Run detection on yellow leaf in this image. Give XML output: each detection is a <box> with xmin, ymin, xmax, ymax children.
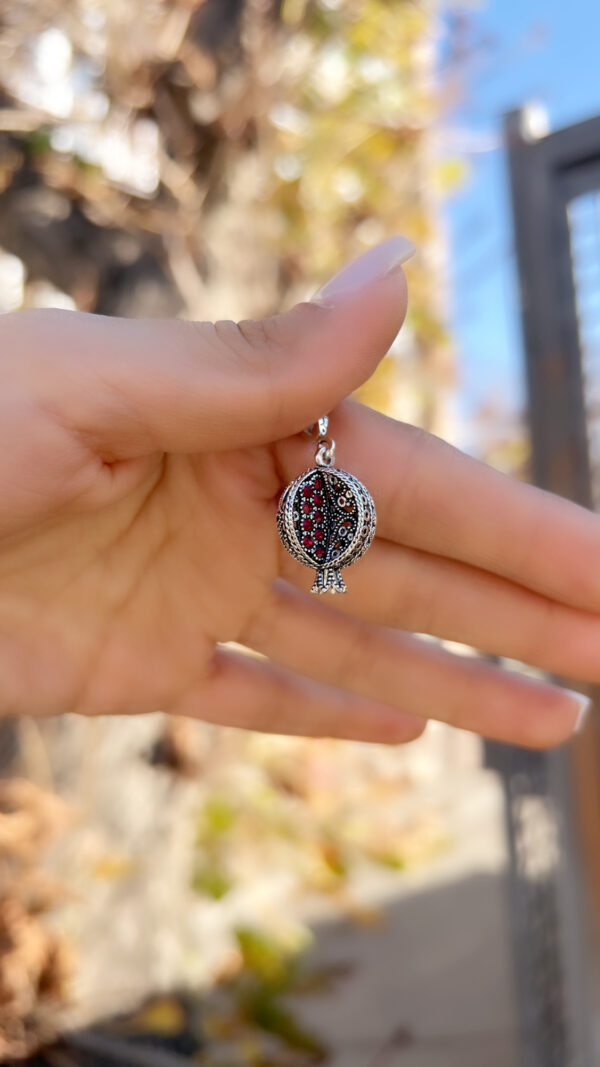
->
<box><xmin>89</xmin><ymin>854</ymin><xmax>134</xmax><ymax>881</ymax></box>
<box><xmin>131</xmin><ymin>996</ymin><xmax>186</xmax><ymax>1035</ymax></box>
<box><xmin>432</xmin><ymin>158</ymin><xmax>470</xmax><ymax>193</ymax></box>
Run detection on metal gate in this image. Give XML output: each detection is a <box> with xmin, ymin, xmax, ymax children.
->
<box><xmin>490</xmin><ymin>105</ymin><xmax>600</xmax><ymax>1067</ymax></box>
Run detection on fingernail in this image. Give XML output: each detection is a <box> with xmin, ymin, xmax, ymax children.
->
<box><xmin>564</xmin><ymin>688</ymin><xmax>592</xmax><ymax>732</ymax></box>
<box><xmin>312</xmin><ymin>236</ymin><xmax>415</xmax><ymax>306</ymax></box>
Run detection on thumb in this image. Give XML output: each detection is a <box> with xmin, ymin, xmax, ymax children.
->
<box><xmin>11</xmin><ymin>237</ymin><xmax>413</xmax><ymax>458</ymax></box>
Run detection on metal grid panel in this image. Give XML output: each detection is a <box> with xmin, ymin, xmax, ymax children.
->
<box><xmin>569</xmin><ymin>192</ymin><xmax>600</xmax><ymax>510</ymax></box>
<box><xmin>500</xmin><ymin>108</ymin><xmax>600</xmax><ymax>1067</ymax></box>
<box><xmin>497</xmin><ymin>746</ymin><xmax>570</xmax><ymax>1067</ymax></box>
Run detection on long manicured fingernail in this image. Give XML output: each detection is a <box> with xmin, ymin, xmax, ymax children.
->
<box><xmin>312</xmin><ymin>236</ymin><xmax>415</xmax><ymax>306</ymax></box>
<box><xmin>564</xmin><ymin>689</ymin><xmax>592</xmax><ymax>732</ymax></box>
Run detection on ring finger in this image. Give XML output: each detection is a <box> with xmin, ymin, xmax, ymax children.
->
<box><xmin>241</xmin><ymin>581</ymin><xmax>587</xmax><ymax>747</ymax></box>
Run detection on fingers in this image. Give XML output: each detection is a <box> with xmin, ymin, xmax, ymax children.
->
<box><xmin>169</xmin><ymin>646</ymin><xmax>426</xmax><ymax>744</ymax></box>
<box><xmin>242</xmin><ymin>582</ymin><xmax>587</xmax><ymax>748</ymax></box>
<box><xmin>3</xmin><ymin>245</ymin><xmax>409</xmax><ymax>459</ymax></box>
<box><xmin>281</xmin><ymin>537</ymin><xmax>600</xmax><ymax>684</ymax></box>
<box><xmin>276</xmin><ymin>400</ymin><xmax>600</xmax><ymax>614</ymax></box>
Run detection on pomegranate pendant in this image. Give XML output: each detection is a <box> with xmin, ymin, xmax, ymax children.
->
<box><xmin>277</xmin><ymin>417</ymin><xmax>377</xmax><ymax>594</ymax></box>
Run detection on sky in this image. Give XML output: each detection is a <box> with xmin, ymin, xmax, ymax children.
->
<box><xmin>444</xmin><ymin>0</ymin><xmax>600</xmax><ymax>438</ymax></box>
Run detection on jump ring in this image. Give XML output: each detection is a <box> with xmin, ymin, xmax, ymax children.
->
<box><xmin>315</xmin><ymin>437</ymin><xmax>335</xmax><ymax>466</ymax></box>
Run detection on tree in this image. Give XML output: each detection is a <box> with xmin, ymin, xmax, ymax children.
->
<box><xmin>0</xmin><ymin>1</ymin><xmax>453</xmax><ymax>1053</ymax></box>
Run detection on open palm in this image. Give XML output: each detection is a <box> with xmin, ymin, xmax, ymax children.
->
<box><xmin>0</xmin><ymin>240</ymin><xmax>596</xmax><ymax>747</ymax></box>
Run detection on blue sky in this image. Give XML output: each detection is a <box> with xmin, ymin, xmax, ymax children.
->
<box><xmin>444</xmin><ymin>0</ymin><xmax>600</xmax><ymax>432</ymax></box>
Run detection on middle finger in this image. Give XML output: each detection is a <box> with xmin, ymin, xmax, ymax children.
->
<box><xmin>280</xmin><ymin>535</ymin><xmax>600</xmax><ymax>685</ymax></box>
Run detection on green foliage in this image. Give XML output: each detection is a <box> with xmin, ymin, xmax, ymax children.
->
<box><xmin>192</xmin><ymin>863</ymin><xmax>233</xmax><ymax>900</ymax></box>
<box><xmin>24</xmin><ymin>130</ymin><xmax>53</xmax><ymax>158</ymax></box>
<box><xmin>202</xmin><ymin>796</ymin><xmax>238</xmax><ymax>839</ymax></box>
<box><xmin>233</xmin><ymin>926</ymin><xmax>327</xmax><ymax>1060</ymax></box>
<box><xmin>238</xmin><ymin>986</ymin><xmax>326</xmax><ymax>1059</ymax></box>
<box><xmin>235</xmin><ymin>927</ymin><xmax>298</xmax><ymax>985</ymax></box>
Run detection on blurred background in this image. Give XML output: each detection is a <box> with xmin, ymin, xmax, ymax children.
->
<box><xmin>1</xmin><ymin>1</ymin><xmax>600</xmax><ymax>1065</ymax></box>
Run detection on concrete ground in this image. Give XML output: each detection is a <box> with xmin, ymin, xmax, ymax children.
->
<box><xmin>30</xmin><ymin>714</ymin><xmax>520</xmax><ymax>1064</ymax></box>
<box><xmin>294</xmin><ymin>770</ymin><xmax>520</xmax><ymax>1067</ymax></box>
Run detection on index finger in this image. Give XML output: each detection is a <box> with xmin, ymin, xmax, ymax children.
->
<box><xmin>276</xmin><ymin>400</ymin><xmax>600</xmax><ymax>614</ymax></box>
<box><xmin>2</xmin><ymin>267</ymin><xmax>406</xmax><ymax>459</ymax></box>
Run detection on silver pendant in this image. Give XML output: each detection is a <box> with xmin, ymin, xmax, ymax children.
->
<box><xmin>277</xmin><ymin>416</ymin><xmax>377</xmax><ymax>594</ymax></box>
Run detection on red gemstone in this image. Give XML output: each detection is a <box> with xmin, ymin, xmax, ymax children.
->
<box><xmin>313</xmin><ymin>511</ymin><xmax>324</xmax><ymax>523</ymax></box>
<box><xmin>314</xmin><ymin>476</ymin><xmax>323</xmax><ymax>489</ymax></box>
<box><xmin>302</xmin><ymin>486</ymin><xmax>313</xmax><ymax>497</ymax></box>
<box><xmin>302</xmin><ymin>503</ymin><xmax>311</xmax><ymax>513</ymax></box>
<box><xmin>314</xmin><ymin>528</ymin><xmax>324</xmax><ymax>540</ymax></box>
<box><xmin>302</xmin><ymin>536</ymin><xmax>314</xmax><ymax>547</ymax></box>
<box><xmin>315</xmin><ymin>546</ymin><xmax>325</xmax><ymax>558</ymax></box>
<box><xmin>313</xmin><ymin>493</ymin><xmax>323</xmax><ymax>505</ymax></box>
<box><xmin>302</xmin><ymin>518</ymin><xmax>313</xmax><ymax>530</ymax></box>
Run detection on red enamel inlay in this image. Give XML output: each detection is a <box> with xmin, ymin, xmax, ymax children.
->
<box><xmin>303</xmin><ymin>536</ymin><xmax>314</xmax><ymax>547</ymax></box>
<box><xmin>302</xmin><ymin>518</ymin><xmax>313</xmax><ymax>531</ymax></box>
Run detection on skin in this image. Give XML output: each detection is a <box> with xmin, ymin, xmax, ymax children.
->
<box><xmin>0</xmin><ymin>266</ymin><xmax>596</xmax><ymax>748</ymax></box>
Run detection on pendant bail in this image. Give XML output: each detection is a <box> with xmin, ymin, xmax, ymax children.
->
<box><xmin>304</xmin><ymin>415</ymin><xmax>329</xmax><ymax>438</ymax></box>
<box><xmin>305</xmin><ymin>414</ymin><xmax>334</xmax><ymax>465</ymax></box>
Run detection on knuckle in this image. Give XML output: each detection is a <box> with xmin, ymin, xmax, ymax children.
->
<box><xmin>235</xmin><ymin>317</ymin><xmax>273</xmax><ymax>351</ymax></box>
<box><xmin>385</xmin><ymin>425</ymin><xmax>434</xmax><ymax>528</ymax></box>
<box><xmin>237</xmin><ymin>585</ymin><xmax>281</xmax><ymax>651</ymax></box>
<box><xmin>212</xmin><ymin>318</ymin><xmax>252</xmax><ymax>362</ymax></box>
<box><xmin>385</xmin><ymin>547</ymin><xmax>439</xmax><ymax>634</ymax></box>
<box><xmin>210</xmin><ymin>316</ymin><xmax>281</xmax><ymax>365</ymax></box>
<box><xmin>209</xmin><ymin>320</ymin><xmax>283</xmax><ymax>427</ymax></box>
<box><xmin>519</xmin><ymin>597</ymin><xmax>561</xmax><ymax>667</ymax></box>
<box><xmin>236</xmin><ymin>304</ymin><xmax>324</xmax><ymax>358</ymax></box>
<box><xmin>334</xmin><ymin>619</ymin><xmax>377</xmax><ymax>694</ymax></box>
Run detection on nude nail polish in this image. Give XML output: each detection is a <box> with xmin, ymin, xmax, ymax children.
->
<box><xmin>564</xmin><ymin>689</ymin><xmax>593</xmax><ymax>732</ymax></box>
<box><xmin>312</xmin><ymin>236</ymin><xmax>415</xmax><ymax>306</ymax></box>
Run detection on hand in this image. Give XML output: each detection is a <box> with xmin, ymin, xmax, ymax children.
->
<box><xmin>0</xmin><ymin>238</ymin><xmax>593</xmax><ymax>747</ymax></box>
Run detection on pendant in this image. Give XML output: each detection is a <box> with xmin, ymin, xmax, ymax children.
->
<box><xmin>277</xmin><ymin>416</ymin><xmax>377</xmax><ymax>594</ymax></box>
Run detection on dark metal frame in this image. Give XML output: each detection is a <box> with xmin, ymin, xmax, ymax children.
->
<box><xmin>494</xmin><ymin>106</ymin><xmax>600</xmax><ymax>1067</ymax></box>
